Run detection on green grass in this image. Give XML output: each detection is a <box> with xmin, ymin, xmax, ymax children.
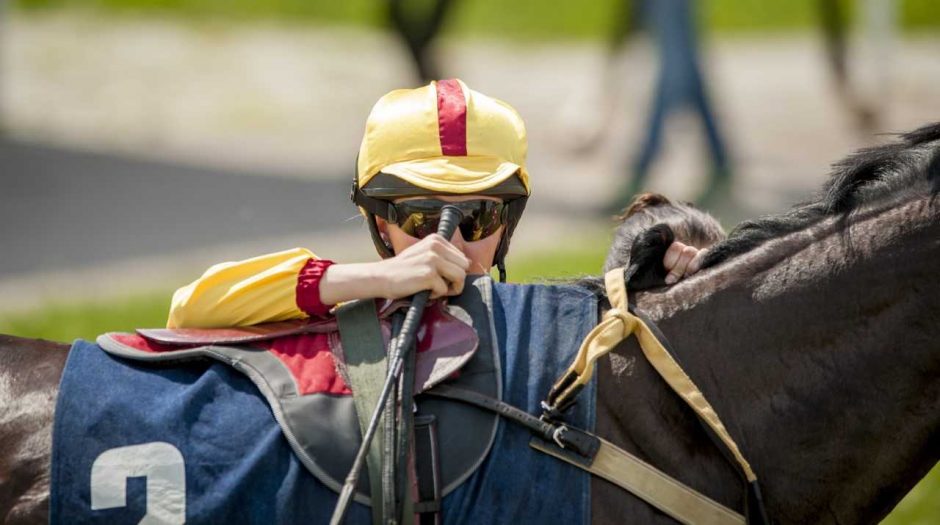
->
<box><xmin>0</xmin><ymin>242</ymin><xmax>936</xmax><ymax>522</ymax></box>
<box><xmin>885</xmin><ymin>467</ymin><xmax>940</xmax><ymax>525</ymax></box>
<box><xmin>507</xmin><ymin>237</ymin><xmax>610</xmax><ymax>283</ymax></box>
<box><xmin>0</xmin><ymin>291</ymin><xmax>172</xmax><ymax>343</ymax></box>
<box><xmin>13</xmin><ymin>0</ymin><xmax>940</xmax><ymax>39</ymax></box>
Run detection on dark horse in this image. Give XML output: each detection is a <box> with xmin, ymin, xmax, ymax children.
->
<box><xmin>2</xmin><ymin>124</ymin><xmax>939</xmax><ymax>523</ymax></box>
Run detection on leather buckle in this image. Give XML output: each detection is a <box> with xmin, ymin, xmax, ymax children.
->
<box><xmin>551</xmin><ymin>425</ymin><xmax>600</xmax><ymax>460</ymax></box>
<box><xmin>552</xmin><ymin>425</ymin><xmax>570</xmax><ymax>449</ymax></box>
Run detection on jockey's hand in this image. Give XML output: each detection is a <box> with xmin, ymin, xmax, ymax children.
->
<box><xmin>663</xmin><ymin>241</ymin><xmax>707</xmax><ymax>285</ymax></box>
<box><xmin>318</xmin><ymin>234</ymin><xmax>470</xmax><ymax>305</ymax></box>
<box><xmin>378</xmin><ymin>234</ymin><xmax>471</xmax><ymax>299</ymax></box>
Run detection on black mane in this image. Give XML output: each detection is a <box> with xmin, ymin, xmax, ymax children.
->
<box><xmin>702</xmin><ymin>122</ymin><xmax>940</xmax><ymax>268</ymax></box>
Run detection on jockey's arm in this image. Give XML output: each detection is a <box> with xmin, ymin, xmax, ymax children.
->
<box><xmin>166</xmin><ymin>236</ymin><xmax>470</xmax><ymax>329</ymax></box>
<box><xmin>166</xmin><ymin>248</ymin><xmax>334</xmax><ymax>328</ymax></box>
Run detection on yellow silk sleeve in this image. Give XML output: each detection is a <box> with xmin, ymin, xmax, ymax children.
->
<box><xmin>166</xmin><ymin>247</ymin><xmax>318</xmax><ymax>328</ymax></box>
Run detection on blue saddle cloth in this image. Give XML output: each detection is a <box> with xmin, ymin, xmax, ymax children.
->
<box><xmin>51</xmin><ymin>282</ymin><xmax>598</xmax><ymax>524</ymax></box>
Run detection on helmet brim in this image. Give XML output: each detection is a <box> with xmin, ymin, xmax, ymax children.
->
<box><xmin>363</xmin><ymin>156</ymin><xmax>529</xmax><ymax>197</ymax></box>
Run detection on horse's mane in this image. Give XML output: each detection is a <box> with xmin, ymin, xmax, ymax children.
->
<box><xmin>702</xmin><ymin>122</ymin><xmax>940</xmax><ymax>268</ymax></box>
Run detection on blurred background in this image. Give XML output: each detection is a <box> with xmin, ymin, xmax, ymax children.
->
<box><xmin>0</xmin><ymin>1</ymin><xmax>937</xmax><ymax>521</ymax></box>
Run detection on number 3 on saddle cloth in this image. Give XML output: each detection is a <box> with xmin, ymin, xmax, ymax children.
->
<box><xmin>50</xmin><ymin>277</ymin><xmax>599</xmax><ymax>524</ymax></box>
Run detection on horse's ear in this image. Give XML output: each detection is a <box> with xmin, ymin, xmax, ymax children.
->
<box><xmin>625</xmin><ymin>224</ymin><xmax>675</xmax><ymax>290</ymax></box>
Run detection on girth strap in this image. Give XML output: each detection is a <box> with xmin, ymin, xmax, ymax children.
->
<box><xmin>426</xmin><ymin>385</ymin><xmax>744</xmax><ymax>525</ymax></box>
<box><xmin>413</xmin><ymin>415</ymin><xmax>442</xmax><ymax>524</ymax></box>
<box><xmin>395</xmin><ymin>317</ymin><xmax>416</xmax><ymax>524</ymax></box>
<box><xmin>531</xmin><ymin>439</ymin><xmax>744</xmax><ymax>525</ymax></box>
<box><xmin>546</xmin><ymin>267</ymin><xmax>757</xmax><ymax>483</ymax></box>
<box><xmin>336</xmin><ymin>299</ymin><xmax>389</xmax><ymax>525</ymax></box>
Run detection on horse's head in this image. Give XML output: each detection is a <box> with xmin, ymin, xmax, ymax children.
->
<box><xmin>604</xmin><ymin>123</ymin><xmax>940</xmax><ymax>524</ymax></box>
<box><xmin>604</xmin><ymin>193</ymin><xmax>726</xmax><ymax>290</ymax></box>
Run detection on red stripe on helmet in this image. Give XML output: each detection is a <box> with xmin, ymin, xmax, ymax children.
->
<box><xmin>436</xmin><ymin>79</ymin><xmax>468</xmax><ymax>156</ymax></box>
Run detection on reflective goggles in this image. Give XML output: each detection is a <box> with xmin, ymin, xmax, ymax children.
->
<box><xmin>386</xmin><ymin>199</ymin><xmax>507</xmax><ymax>241</ymax></box>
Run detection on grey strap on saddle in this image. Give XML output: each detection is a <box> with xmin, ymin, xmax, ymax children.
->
<box><xmin>395</xmin><ymin>325</ymin><xmax>418</xmax><ymax>525</ymax></box>
<box><xmin>337</xmin><ymin>302</ymin><xmax>425</xmax><ymax>525</ymax></box>
<box><xmin>336</xmin><ymin>299</ymin><xmax>389</xmax><ymax>525</ymax></box>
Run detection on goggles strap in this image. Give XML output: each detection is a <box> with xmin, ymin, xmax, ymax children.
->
<box><xmin>352</xmin><ymin>185</ymin><xmax>397</xmax><ymax>222</ymax></box>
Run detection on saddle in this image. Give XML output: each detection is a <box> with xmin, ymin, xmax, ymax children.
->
<box><xmin>97</xmin><ymin>276</ymin><xmax>501</xmax><ymax>516</ymax></box>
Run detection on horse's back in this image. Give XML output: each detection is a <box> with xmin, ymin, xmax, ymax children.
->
<box><xmin>0</xmin><ymin>335</ymin><xmax>68</xmax><ymax>524</ymax></box>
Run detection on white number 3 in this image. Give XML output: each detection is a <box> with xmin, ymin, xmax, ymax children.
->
<box><xmin>90</xmin><ymin>442</ymin><xmax>186</xmax><ymax>524</ymax></box>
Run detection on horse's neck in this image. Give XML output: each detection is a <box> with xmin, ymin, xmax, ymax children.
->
<box><xmin>611</xmin><ymin>196</ymin><xmax>940</xmax><ymax>524</ymax></box>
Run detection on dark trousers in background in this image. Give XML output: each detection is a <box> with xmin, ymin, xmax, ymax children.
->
<box><xmin>630</xmin><ymin>0</ymin><xmax>731</xmax><ymax>201</ymax></box>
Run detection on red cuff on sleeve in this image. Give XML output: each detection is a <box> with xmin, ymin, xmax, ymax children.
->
<box><xmin>296</xmin><ymin>258</ymin><xmax>335</xmax><ymax>317</ymax></box>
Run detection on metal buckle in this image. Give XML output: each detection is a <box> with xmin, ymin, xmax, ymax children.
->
<box><xmin>552</xmin><ymin>425</ymin><xmax>569</xmax><ymax>449</ymax></box>
<box><xmin>540</xmin><ymin>399</ymin><xmax>575</xmax><ymax>422</ymax></box>
<box><xmin>539</xmin><ymin>400</ymin><xmax>557</xmax><ymax>420</ymax></box>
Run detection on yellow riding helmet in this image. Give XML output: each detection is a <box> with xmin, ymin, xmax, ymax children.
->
<box><xmin>351</xmin><ymin>79</ymin><xmax>531</xmax><ymax>281</ymax></box>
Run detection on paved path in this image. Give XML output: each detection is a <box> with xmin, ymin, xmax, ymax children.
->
<box><xmin>0</xmin><ymin>140</ymin><xmax>357</xmax><ymax>278</ymax></box>
<box><xmin>0</xmin><ymin>139</ymin><xmax>371</xmax><ymax>310</ymax></box>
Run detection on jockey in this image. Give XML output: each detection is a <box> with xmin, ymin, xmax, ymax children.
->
<box><xmin>167</xmin><ymin>79</ymin><xmax>705</xmax><ymax>328</ymax></box>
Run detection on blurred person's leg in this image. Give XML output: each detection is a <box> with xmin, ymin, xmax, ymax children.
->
<box><xmin>629</xmin><ymin>71</ymin><xmax>671</xmax><ymax>199</ymax></box>
<box><xmin>608</xmin><ymin>0</ymin><xmax>640</xmax><ymax>54</ymax></box>
<box><xmin>671</xmin><ymin>0</ymin><xmax>731</xmax><ymax>206</ymax></box>
<box><xmin>819</xmin><ymin>0</ymin><xmax>850</xmax><ymax>93</ymax></box>
<box><xmin>857</xmin><ymin>0</ymin><xmax>896</xmax><ymax>129</ymax></box>
<box><xmin>624</xmin><ymin>0</ymin><xmax>675</xmax><ymax>201</ymax></box>
<box><xmin>563</xmin><ymin>0</ymin><xmax>639</xmax><ymax>154</ymax></box>
<box><xmin>679</xmin><ymin>10</ymin><xmax>730</xmax><ymax>205</ymax></box>
<box><xmin>387</xmin><ymin>0</ymin><xmax>456</xmax><ymax>83</ymax></box>
<box><xmin>691</xmin><ymin>77</ymin><xmax>727</xmax><ymax>173</ymax></box>
<box><xmin>690</xmin><ymin>76</ymin><xmax>732</xmax><ymax>207</ymax></box>
<box><xmin>819</xmin><ymin>0</ymin><xmax>880</xmax><ymax>132</ymax></box>
<box><xmin>627</xmin><ymin>0</ymin><xmax>729</xmax><ymax>200</ymax></box>
<box><xmin>652</xmin><ymin>0</ymin><xmax>731</xmax><ymax>207</ymax></box>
